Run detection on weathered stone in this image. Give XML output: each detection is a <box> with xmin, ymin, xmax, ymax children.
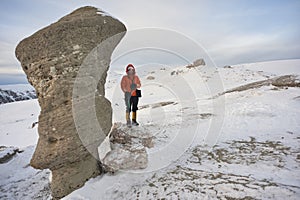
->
<box><xmin>146</xmin><ymin>75</ymin><xmax>155</xmax><ymax>80</ymax></box>
<box><xmin>220</xmin><ymin>75</ymin><xmax>300</xmax><ymax>96</ymax></box>
<box><xmin>186</xmin><ymin>58</ymin><xmax>206</xmax><ymax>69</ymax></box>
<box><xmin>102</xmin><ymin>123</ymin><xmax>154</xmax><ymax>173</ymax></box>
<box><xmin>103</xmin><ymin>147</ymin><xmax>148</xmax><ymax>173</ymax></box>
<box><xmin>15</xmin><ymin>6</ymin><xmax>126</xmax><ymax>199</ymax></box>
<box><xmin>193</xmin><ymin>58</ymin><xmax>206</xmax><ymax>67</ymax></box>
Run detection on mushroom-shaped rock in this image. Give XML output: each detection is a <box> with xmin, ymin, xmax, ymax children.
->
<box><xmin>15</xmin><ymin>6</ymin><xmax>126</xmax><ymax>199</ymax></box>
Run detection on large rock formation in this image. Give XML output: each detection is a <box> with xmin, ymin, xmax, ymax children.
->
<box><xmin>15</xmin><ymin>6</ymin><xmax>126</xmax><ymax>199</ymax></box>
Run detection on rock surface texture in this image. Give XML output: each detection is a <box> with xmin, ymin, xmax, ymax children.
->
<box><xmin>15</xmin><ymin>6</ymin><xmax>126</xmax><ymax>199</ymax></box>
<box><xmin>186</xmin><ymin>58</ymin><xmax>206</xmax><ymax>69</ymax></box>
<box><xmin>102</xmin><ymin>123</ymin><xmax>154</xmax><ymax>173</ymax></box>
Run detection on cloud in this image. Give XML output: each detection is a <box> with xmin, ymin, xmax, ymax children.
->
<box><xmin>0</xmin><ymin>73</ymin><xmax>28</xmax><ymax>85</ymax></box>
<box><xmin>0</xmin><ymin>0</ymin><xmax>299</xmax><ymax>83</ymax></box>
<box><xmin>0</xmin><ymin>41</ymin><xmax>19</xmax><ymax>66</ymax></box>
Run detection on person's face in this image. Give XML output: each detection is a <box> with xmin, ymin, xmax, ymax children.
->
<box><xmin>127</xmin><ymin>68</ymin><xmax>135</xmax><ymax>75</ymax></box>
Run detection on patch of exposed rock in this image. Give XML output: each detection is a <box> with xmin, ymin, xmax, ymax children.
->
<box><xmin>219</xmin><ymin>75</ymin><xmax>300</xmax><ymax>96</ymax></box>
<box><xmin>186</xmin><ymin>58</ymin><xmax>205</xmax><ymax>69</ymax></box>
<box><xmin>146</xmin><ymin>75</ymin><xmax>155</xmax><ymax>80</ymax></box>
<box><xmin>15</xmin><ymin>6</ymin><xmax>126</xmax><ymax>199</ymax></box>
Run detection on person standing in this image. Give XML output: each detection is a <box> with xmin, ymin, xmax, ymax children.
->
<box><xmin>121</xmin><ymin>64</ymin><xmax>141</xmax><ymax>127</ymax></box>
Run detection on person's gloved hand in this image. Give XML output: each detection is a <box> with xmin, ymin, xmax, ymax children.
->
<box><xmin>130</xmin><ymin>83</ymin><xmax>137</xmax><ymax>90</ymax></box>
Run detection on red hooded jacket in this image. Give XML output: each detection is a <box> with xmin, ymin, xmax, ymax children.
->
<box><xmin>121</xmin><ymin>64</ymin><xmax>141</xmax><ymax>96</ymax></box>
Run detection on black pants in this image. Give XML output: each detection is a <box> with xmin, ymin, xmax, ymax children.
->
<box><xmin>125</xmin><ymin>95</ymin><xmax>139</xmax><ymax>112</ymax></box>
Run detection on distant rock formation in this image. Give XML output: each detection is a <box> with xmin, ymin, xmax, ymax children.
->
<box><xmin>0</xmin><ymin>88</ymin><xmax>36</xmax><ymax>104</ymax></box>
<box><xmin>15</xmin><ymin>6</ymin><xmax>126</xmax><ymax>199</ymax></box>
<box><xmin>186</xmin><ymin>58</ymin><xmax>205</xmax><ymax>69</ymax></box>
<box><xmin>219</xmin><ymin>75</ymin><xmax>300</xmax><ymax>96</ymax></box>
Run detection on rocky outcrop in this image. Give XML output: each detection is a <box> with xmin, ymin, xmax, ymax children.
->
<box><xmin>220</xmin><ymin>75</ymin><xmax>300</xmax><ymax>96</ymax></box>
<box><xmin>15</xmin><ymin>6</ymin><xmax>126</xmax><ymax>199</ymax></box>
<box><xmin>186</xmin><ymin>58</ymin><xmax>205</xmax><ymax>69</ymax></box>
<box><xmin>102</xmin><ymin>123</ymin><xmax>154</xmax><ymax>173</ymax></box>
<box><xmin>0</xmin><ymin>146</ymin><xmax>21</xmax><ymax>164</ymax></box>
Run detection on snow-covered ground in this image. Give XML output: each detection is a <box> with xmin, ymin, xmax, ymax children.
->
<box><xmin>0</xmin><ymin>59</ymin><xmax>299</xmax><ymax>199</ymax></box>
<box><xmin>0</xmin><ymin>99</ymin><xmax>40</xmax><ymax>148</ymax></box>
<box><xmin>0</xmin><ymin>99</ymin><xmax>50</xmax><ymax>199</ymax></box>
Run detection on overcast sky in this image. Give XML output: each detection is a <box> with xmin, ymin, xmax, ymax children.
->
<box><xmin>0</xmin><ymin>0</ymin><xmax>300</xmax><ymax>84</ymax></box>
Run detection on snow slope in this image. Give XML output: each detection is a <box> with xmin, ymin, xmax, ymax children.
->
<box><xmin>65</xmin><ymin>59</ymin><xmax>300</xmax><ymax>199</ymax></box>
<box><xmin>0</xmin><ymin>59</ymin><xmax>299</xmax><ymax>199</ymax></box>
<box><xmin>0</xmin><ymin>99</ymin><xmax>40</xmax><ymax>148</ymax></box>
<box><xmin>241</xmin><ymin>59</ymin><xmax>300</xmax><ymax>76</ymax></box>
<box><xmin>0</xmin><ymin>99</ymin><xmax>50</xmax><ymax>199</ymax></box>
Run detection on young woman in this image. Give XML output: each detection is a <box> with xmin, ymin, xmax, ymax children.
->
<box><xmin>120</xmin><ymin>64</ymin><xmax>141</xmax><ymax>127</ymax></box>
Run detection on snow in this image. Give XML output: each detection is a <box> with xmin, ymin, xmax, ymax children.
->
<box><xmin>96</xmin><ymin>9</ymin><xmax>118</xmax><ymax>20</ymax></box>
<box><xmin>240</xmin><ymin>59</ymin><xmax>300</xmax><ymax>76</ymax></box>
<box><xmin>63</xmin><ymin>59</ymin><xmax>300</xmax><ymax>199</ymax></box>
<box><xmin>0</xmin><ymin>59</ymin><xmax>300</xmax><ymax>199</ymax></box>
<box><xmin>0</xmin><ymin>99</ymin><xmax>49</xmax><ymax>199</ymax></box>
<box><xmin>0</xmin><ymin>99</ymin><xmax>40</xmax><ymax>148</ymax></box>
<box><xmin>0</xmin><ymin>146</ymin><xmax>19</xmax><ymax>161</ymax></box>
<box><xmin>0</xmin><ymin>146</ymin><xmax>50</xmax><ymax>200</ymax></box>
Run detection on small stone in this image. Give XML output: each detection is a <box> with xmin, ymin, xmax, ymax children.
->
<box><xmin>73</xmin><ymin>45</ymin><xmax>80</xmax><ymax>50</ymax></box>
<box><xmin>48</xmin><ymin>137</ymin><xmax>58</xmax><ymax>143</ymax></box>
<box><xmin>73</xmin><ymin>50</ymin><xmax>80</xmax><ymax>54</ymax></box>
<box><xmin>147</xmin><ymin>76</ymin><xmax>155</xmax><ymax>80</ymax></box>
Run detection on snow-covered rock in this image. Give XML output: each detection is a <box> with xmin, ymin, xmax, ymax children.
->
<box><xmin>0</xmin><ymin>84</ymin><xmax>36</xmax><ymax>105</ymax></box>
<box><xmin>0</xmin><ymin>146</ymin><xmax>50</xmax><ymax>200</ymax></box>
<box><xmin>102</xmin><ymin>123</ymin><xmax>154</xmax><ymax>173</ymax></box>
<box><xmin>0</xmin><ymin>146</ymin><xmax>20</xmax><ymax>164</ymax></box>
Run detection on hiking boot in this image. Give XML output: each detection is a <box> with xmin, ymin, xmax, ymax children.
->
<box><xmin>132</xmin><ymin>112</ymin><xmax>139</xmax><ymax>126</ymax></box>
<box><xmin>132</xmin><ymin>119</ymin><xmax>139</xmax><ymax>126</ymax></box>
<box><xmin>126</xmin><ymin>120</ymin><xmax>132</xmax><ymax>128</ymax></box>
